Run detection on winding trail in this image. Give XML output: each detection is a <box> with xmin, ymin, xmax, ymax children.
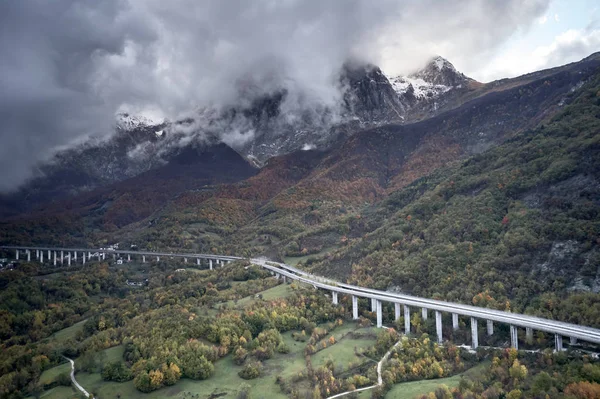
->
<box><xmin>327</xmin><ymin>334</ymin><xmax>403</xmax><ymax>399</ymax></box>
<box><xmin>64</xmin><ymin>356</ymin><xmax>91</xmax><ymax>398</ymax></box>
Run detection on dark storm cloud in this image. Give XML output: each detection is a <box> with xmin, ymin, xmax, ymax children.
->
<box><xmin>0</xmin><ymin>0</ymin><xmax>550</xmax><ymax>192</ymax></box>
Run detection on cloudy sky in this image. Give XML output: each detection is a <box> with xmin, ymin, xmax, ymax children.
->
<box><xmin>0</xmin><ymin>0</ymin><xmax>598</xmax><ymax>192</ymax></box>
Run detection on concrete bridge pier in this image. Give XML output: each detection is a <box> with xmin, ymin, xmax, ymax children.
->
<box><xmin>61</xmin><ymin>251</ymin><xmax>64</xmax><ymax>264</ymax></box>
<box><xmin>555</xmin><ymin>334</ymin><xmax>564</xmax><ymax>352</ymax></box>
<box><xmin>102</xmin><ymin>253</ymin><xmax>106</xmax><ymax>261</ymax></box>
<box><xmin>570</xmin><ymin>337</ymin><xmax>577</xmax><ymax>345</ymax></box>
<box><xmin>471</xmin><ymin>317</ymin><xmax>479</xmax><ymax>349</ymax></box>
<box><xmin>156</xmin><ymin>256</ymin><xmax>160</xmax><ymax>262</ymax></box>
<box><xmin>83</xmin><ymin>254</ymin><xmax>86</xmax><ymax>265</ymax></box>
<box><xmin>209</xmin><ymin>259</ymin><xmax>213</xmax><ymax>270</ymax></box>
<box><xmin>47</xmin><ymin>250</ymin><xmax>51</xmax><ymax>260</ymax></box>
<box><xmin>142</xmin><ymin>256</ymin><xmax>146</xmax><ymax>263</ymax></box>
<box><xmin>394</xmin><ymin>303</ymin><xmax>401</xmax><ymax>321</ymax></box>
<box><xmin>36</xmin><ymin>249</ymin><xmax>39</xmax><ymax>259</ymax></box>
<box><xmin>128</xmin><ymin>254</ymin><xmax>131</xmax><ymax>262</ymax></box>
<box><xmin>435</xmin><ymin>311</ymin><xmax>443</xmax><ymax>343</ymax></box>
<box><xmin>487</xmin><ymin>320</ymin><xmax>494</xmax><ymax>336</ymax></box>
<box><xmin>510</xmin><ymin>325</ymin><xmax>518</xmax><ymax>349</ymax></box>
<box><xmin>352</xmin><ymin>296</ymin><xmax>359</xmax><ymax>320</ymax></box>
<box><xmin>67</xmin><ymin>253</ymin><xmax>71</xmax><ymax>266</ymax></box>
<box><xmin>53</xmin><ymin>251</ymin><xmax>57</xmax><ymax>266</ymax></box>
<box><xmin>282</xmin><ymin>276</ymin><xmax>287</xmax><ymax>283</ymax></box>
<box><xmin>27</xmin><ymin>250</ymin><xmax>31</xmax><ymax>261</ymax></box>
<box><xmin>421</xmin><ymin>308</ymin><xmax>428</xmax><ymax>321</ymax></box>
<box><xmin>526</xmin><ymin>327</ymin><xmax>533</xmax><ymax>344</ymax></box>
<box><xmin>74</xmin><ymin>252</ymin><xmax>77</xmax><ymax>261</ymax></box>
<box><xmin>15</xmin><ymin>249</ymin><xmax>19</xmax><ymax>260</ymax></box>
<box><xmin>40</xmin><ymin>251</ymin><xmax>44</xmax><ymax>263</ymax></box>
<box><xmin>371</xmin><ymin>298</ymin><xmax>377</xmax><ymax>312</ymax></box>
<box><xmin>404</xmin><ymin>305</ymin><xmax>411</xmax><ymax>334</ymax></box>
<box><xmin>331</xmin><ymin>291</ymin><xmax>338</xmax><ymax>305</ymax></box>
<box><xmin>196</xmin><ymin>258</ymin><xmax>200</xmax><ymax>266</ymax></box>
<box><xmin>376</xmin><ymin>300</ymin><xmax>382</xmax><ymax>328</ymax></box>
<box><xmin>452</xmin><ymin>313</ymin><xmax>459</xmax><ymax>330</ymax></box>
<box><xmin>88</xmin><ymin>252</ymin><xmax>91</xmax><ymax>259</ymax></box>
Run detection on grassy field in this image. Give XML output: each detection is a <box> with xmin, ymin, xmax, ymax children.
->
<box><xmin>382</xmin><ymin>361</ymin><xmax>489</xmax><ymax>399</ymax></box>
<box><xmin>26</xmin><ymin>386</ymin><xmax>82</xmax><ymax>399</ymax></box>
<box><xmin>39</xmin><ymin>363</ymin><xmax>71</xmax><ymax>386</ymax></box>
<box><xmin>284</xmin><ymin>246</ymin><xmax>336</xmax><ymax>267</ymax></box>
<box><xmin>215</xmin><ymin>282</ymin><xmax>295</xmax><ymax>310</ymax></box>
<box><xmin>46</xmin><ymin>319</ymin><xmax>87</xmax><ymax>343</ymax></box>
<box><xmin>69</xmin><ymin>321</ymin><xmax>377</xmax><ymax>399</ymax></box>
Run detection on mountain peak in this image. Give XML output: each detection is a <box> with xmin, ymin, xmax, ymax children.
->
<box><xmin>429</xmin><ymin>56</ymin><xmax>457</xmax><ymax>72</ymax></box>
<box><xmin>410</xmin><ymin>55</ymin><xmax>473</xmax><ymax>87</ymax></box>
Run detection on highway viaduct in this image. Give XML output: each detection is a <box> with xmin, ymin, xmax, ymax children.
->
<box><xmin>2</xmin><ymin>245</ymin><xmax>599</xmax><ymax>352</ymax></box>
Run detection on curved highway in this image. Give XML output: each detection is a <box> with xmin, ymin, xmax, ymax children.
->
<box><xmin>3</xmin><ymin>245</ymin><xmax>600</xmax><ymax>347</ymax></box>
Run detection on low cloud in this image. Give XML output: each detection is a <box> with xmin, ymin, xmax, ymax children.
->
<box><xmin>0</xmin><ymin>0</ymin><xmax>551</xmax><ymax>192</ymax></box>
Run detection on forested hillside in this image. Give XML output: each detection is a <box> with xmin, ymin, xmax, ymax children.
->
<box><xmin>304</xmin><ymin>67</ymin><xmax>600</xmax><ymax>326</ymax></box>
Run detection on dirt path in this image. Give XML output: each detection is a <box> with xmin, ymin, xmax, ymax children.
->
<box><xmin>327</xmin><ymin>336</ymin><xmax>402</xmax><ymax>399</ymax></box>
<box><xmin>64</xmin><ymin>357</ymin><xmax>91</xmax><ymax>398</ymax></box>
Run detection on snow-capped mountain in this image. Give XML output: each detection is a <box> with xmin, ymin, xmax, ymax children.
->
<box><xmin>0</xmin><ymin>57</ymin><xmax>476</xmax><ymax>216</ymax></box>
<box><xmin>385</xmin><ymin>56</ymin><xmax>479</xmax><ymax>121</ymax></box>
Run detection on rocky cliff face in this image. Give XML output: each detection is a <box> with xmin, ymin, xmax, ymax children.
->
<box><xmin>386</xmin><ymin>56</ymin><xmax>480</xmax><ymax>122</ymax></box>
<box><xmin>3</xmin><ymin>54</ymin><xmax>596</xmax><ymax>218</ymax></box>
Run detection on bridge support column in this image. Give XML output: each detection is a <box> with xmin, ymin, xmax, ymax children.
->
<box><xmin>36</xmin><ymin>249</ymin><xmax>39</xmax><ymax>259</ymax></box>
<box><xmin>53</xmin><ymin>251</ymin><xmax>57</xmax><ymax>266</ymax></box>
<box><xmin>40</xmin><ymin>250</ymin><xmax>44</xmax><ymax>263</ymax></box>
<box><xmin>156</xmin><ymin>256</ymin><xmax>160</xmax><ymax>262</ymax></box>
<box><xmin>27</xmin><ymin>250</ymin><xmax>31</xmax><ymax>262</ymax></box>
<box><xmin>74</xmin><ymin>252</ymin><xmax>77</xmax><ymax>261</ymax></box>
<box><xmin>61</xmin><ymin>251</ymin><xmax>64</xmax><ymax>264</ymax></box>
<box><xmin>282</xmin><ymin>276</ymin><xmax>287</xmax><ymax>284</ymax></box>
<box><xmin>352</xmin><ymin>296</ymin><xmax>359</xmax><ymax>320</ymax></box>
<box><xmin>209</xmin><ymin>259</ymin><xmax>213</xmax><ymax>270</ymax></box>
<box><xmin>376</xmin><ymin>300</ymin><xmax>382</xmax><ymax>328</ymax></box>
<box><xmin>487</xmin><ymin>320</ymin><xmax>494</xmax><ymax>336</ymax></box>
<box><xmin>88</xmin><ymin>252</ymin><xmax>91</xmax><ymax>259</ymax></box>
<box><xmin>47</xmin><ymin>250</ymin><xmax>50</xmax><ymax>260</ymax></box>
<box><xmin>510</xmin><ymin>325</ymin><xmax>518</xmax><ymax>350</ymax></box>
<box><xmin>435</xmin><ymin>311</ymin><xmax>443</xmax><ymax>344</ymax></box>
<box><xmin>421</xmin><ymin>308</ymin><xmax>428</xmax><ymax>321</ymax></box>
<box><xmin>394</xmin><ymin>303</ymin><xmax>401</xmax><ymax>321</ymax></box>
<box><xmin>570</xmin><ymin>337</ymin><xmax>577</xmax><ymax>346</ymax></box>
<box><xmin>526</xmin><ymin>327</ymin><xmax>533</xmax><ymax>344</ymax></box>
<box><xmin>83</xmin><ymin>254</ymin><xmax>86</xmax><ymax>265</ymax></box>
<box><xmin>15</xmin><ymin>249</ymin><xmax>19</xmax><ymax>260</ymax></box>
<box><xmin>275</xmin><ymin>273</ymin><xmax>280</xmax><ymax>280</ymax></box>
<box><xmin>197</xmin><ymin>258</ymin><xmax>200</xmax><ymax>266</ymax></box>
<box><xmin>470</xmin><ymin>317</ymin><xmax>478</xmax><ymax>349</ymax></box>
<box><xmin>184</xmin><ymin>257</ymin><xmax>187</xmax><ymax>263</ymax></box>
<box><xmin>102</xmin><ymin>253</ymin><xmax>105</xmax><ymax>260</ymax></box>
<box><xmin>67</xmin><ymin>253</ymin><xmax>71</xmax><ymax>266</ymax></box>
<box><xmin>128</xmin><ymin>254</ymin><xmax>131</xmax><ymax>262</ymax></box>
<box><xmin>404</xmin><ymin>305</ymin><xmax>411</xmax><ymax>334</ymax></box>
<box><xmin>555</xmin><ymin>334</ymin><xmax>564</xmax><ymax>352</ymax></box>
<box><xmin>371</xmin><ymin>298</ymin><xmax>377</xmax><ymax>312</ymax></box>
<box><xmin>142</xmin><ymin>256</ymin><xmax>146</xmax><ymax>263</ymax></box>
<box><xmin>452</xmin><ymin>314</ymin><xmax>459</xmax><ymax>330</ymax></box>
<box><xmin>332</xmin><ymin>291</ymin><xmax>338</xmax><ymax>305</ymax></box>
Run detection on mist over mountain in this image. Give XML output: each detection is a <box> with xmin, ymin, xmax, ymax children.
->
<box><xmin>0</xmin><ymin>0</ymin><xmax>559</xmax><ymax>193</ymax></box>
